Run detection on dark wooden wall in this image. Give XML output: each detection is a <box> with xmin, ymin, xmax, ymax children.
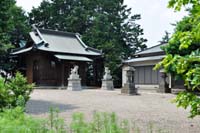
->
<box><xmin>25</xmin><ymin>51</ymin><xmax>60</xmax><ymax>86</ymax></box>
<box><xmin>23</xmin><ymin>51</ymin><xmax>90</xmax><ymax>86</ymax></box>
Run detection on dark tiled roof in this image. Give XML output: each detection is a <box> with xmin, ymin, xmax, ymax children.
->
<box><xmin>12</xmin><ymin>26</ymin><xmax>102</xmax><ymax>56</ymax></box>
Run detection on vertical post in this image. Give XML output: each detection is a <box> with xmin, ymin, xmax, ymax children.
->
<box><xmin>93</xmin><ymin>60</ymin><xmax>97</xmax><ymax>86</ymax></box>
<box><xmin>61</xmin><ymin>62</ymin><xmax>64</xmax><ymax>87</ymax></box>
<box><xmin>169</xmin><ymin>73</ymin><xmax>172</xmax><ymax>89</ymax></box>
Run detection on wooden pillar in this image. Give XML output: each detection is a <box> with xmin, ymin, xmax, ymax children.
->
<box><xmin>78</xmin><ymin>62</ymin><xmax>86</xmax><ymax>86</ymax></box>
<box><xmin>26</xmin><ymin>54</ymin><xmax>33</xmax><ymax>84</ymax></box>
<box><xmin>93</xmin><ymin>58</ymin><xmax>104</xmax><ymax>86</ymax></box>
<box><xmin>93</xmin><ymin>61</ymin><xmax>97</xmax><ymax>86</ymax></box>
<box><xmin>61</xmin><ymin>62</ymin><xmax>65</xmax><ymax>87</ymax></box>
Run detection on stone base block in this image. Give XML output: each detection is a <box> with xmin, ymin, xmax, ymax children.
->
<box><xmin>67</xmin><ymin>79</ymin><xmax>82</xmax><ymax>91</ymax></box>
<box><xmin>101</xmin><ymin>80</ymin><xmax>114</xmax><ymax>90</ymax></box>
<box><xmin>157</xmin><ymin>84</ymin><xmax>171</xmax><ymax>93</ymax></box>
<box><xmin>121</xmin><ymin>83</ymin><xmax>137</xmax><ymax>95</ymax></box>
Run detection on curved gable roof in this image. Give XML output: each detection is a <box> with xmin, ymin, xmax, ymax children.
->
<box><xmin>12</xmin><ymin>26</ymin><xmax>102</xmax><ymax>56</ymax></box>
<box><xmin>32</xmin><ymin>28</ymin><xmax>101</xmax><ymax>56</ymax></box>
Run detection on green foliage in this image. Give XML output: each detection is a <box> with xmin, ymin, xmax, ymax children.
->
<box><xmin>0</xmin><ymin>77</ymin><xmax>12</xmax><ymax>109</ymax></box>
<box><xmin>172</xmin><ymin>91</ymin><xmax>200</xmax><ymax>118</ymax></box>
<box><xmin>158</xmin><ymin>31</ymin><xmax>170</xmax><ymax>44</ymax></box>
<box><xmin>0</xmin><ymin>107</ymin><xmax>66</xmax><ymax>133</ymax></box>
<box><xmin>0</xmin><ymin>107</ymin><xmax>166</xmax><ymax>133</ymax></box>
<box><xmin>0</xmin><ymin>0</ymin><xmax>15</xmax><ymax>56</ymax></box>
<box><xmin>155</xmin><ymin>0</ymin><xmax>200</xmax><ymax>117</ymax></box>
<box><xmin>0</xmin><ymin>107</ymin><xmax>47</xmax><ymax>133</ymax></box>
<box><xmin>0</xmin><ymin>0</ymin><xmax>30</xmax><ymax>72</ymax></box>
<box><xmin>47</xmin><ymin>107</ymin><xmax>66</xmax><ymax>132</ymax></box>
<box><xmin>7</xmin><ymin>72</ymin><xmax>34</xmax><ymax>104</ymax></box>
<box><xmin>168</xmin><ymin>0</ymin><xmax>200</xmax><ymax>11</ymax></box>
<box><xmin>0</xmin><ymin>72</ymin><xmax>34</xmax><ymax>110</ymax></box>
<box><xmin>29</xmin><ymin>0</ymin><xmax>147</xmax><ymax>85</ymax></box>
<box><xmin>70</xmin><ymin>112</ymin><xmax>130</xmax><ymax>133</ymax></box>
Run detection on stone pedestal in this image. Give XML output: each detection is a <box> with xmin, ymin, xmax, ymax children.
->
<box><xmin>121</xmin><ymin>83</ymin><xmax>137</xmax><ymax>94</ymax></box>
<box><xmin>67</xmin><ymin>79</ymin><xmax>82</xmax><ymax>91</ymax></box>
<box><xmin>101</xmin><ymin>79</ymin><xmax>114</xmax><ymax>90</ymax></box>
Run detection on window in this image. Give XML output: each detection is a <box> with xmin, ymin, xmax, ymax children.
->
<box><xmin>51</xmin><ymin>61</ymin><xmax>56</xmax><ymax>68</ymax></box>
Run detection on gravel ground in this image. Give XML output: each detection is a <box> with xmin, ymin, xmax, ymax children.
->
<box><xmin>26</xmin><ymin>89</ymin><xmax>200</xmax><ymax>133</ymax></box>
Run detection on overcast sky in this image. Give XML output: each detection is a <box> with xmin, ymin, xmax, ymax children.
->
<box><xmin>16</xmin><ymin>0</ymin><xmax>186</xmax><ymax>47</ymax></box>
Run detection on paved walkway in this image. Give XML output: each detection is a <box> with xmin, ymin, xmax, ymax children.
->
<box><xmin>26</xmin><ymin>89</ymin><xmax>200</xmax><ymax>133</ymax></box>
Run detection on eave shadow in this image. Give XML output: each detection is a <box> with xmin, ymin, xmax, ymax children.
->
<box><xmin>26</xmin><ymin>99</ymin><xmax>78</xmax><ymax>115</ymax></box>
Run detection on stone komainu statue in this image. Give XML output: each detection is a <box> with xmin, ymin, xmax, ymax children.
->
<box><xmin>101</xmin><ymin>67</ymin><xmax>114</xmax><ymax>90</ymax></box>
<box><xmin>103</xmin><ymin>67</ymin><xmax>112</xmax><ymax>80</ymax></box>
<box><xmin>71</xmin><ymin>65</ymin><xmax>78</xmax><ymax>75</ymax></box>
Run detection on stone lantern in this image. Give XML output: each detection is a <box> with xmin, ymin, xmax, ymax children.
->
<box><xmin>158</xmin><ymin>69</ymin><xmax>170</xmax><ymax>93</ymax></box>
<box><xmin>121</xmin><ymin>66</ymin><xmax>137</xmax><ymax>95</ymax></box>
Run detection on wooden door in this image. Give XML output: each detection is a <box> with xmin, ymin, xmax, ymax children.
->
<box><xmin>33</xmin><ymin>60</ymin><xmax>40</xmax><ymax>85</ymax></box>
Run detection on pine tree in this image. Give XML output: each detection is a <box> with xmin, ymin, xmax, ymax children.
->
<box><xmin>0</xmin><ymin>0</ymin><xmax>30</xmax><ymax>73</ymax></box>
<box><xmin>29</xmin><ymin>0</ymin><xmax>147</xmax><ymax>86</ymax></box>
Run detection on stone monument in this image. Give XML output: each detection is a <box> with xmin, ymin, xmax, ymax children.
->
<box><xmin>101</xmin><ymin>67</ymin><xmax>114</xmax><ymax>90</ymax></box>
<box><xmin>157</xmin><ymin>69</ymin><xmax>170</xmax><ymax>93</ymax></box>
<box><xmin>121</xmin><ymin>66</ymin><xmax>137</xmax><ymax>95</ymax></box>
<box><xmin>67</xmin><ymin>65</ymin><xmax>82</xmax><ymax>91</ymax></box>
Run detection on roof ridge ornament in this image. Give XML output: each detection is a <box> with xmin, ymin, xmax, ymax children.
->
<box><xmin>31</xmin><ymin>24</ymin><xmax>48</xmax><ymax>47</ymax></box>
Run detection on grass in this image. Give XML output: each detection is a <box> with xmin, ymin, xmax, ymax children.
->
<box><xmin>0</xmin><ymin>107</ymin><xmax>168</xmax><ymax>133</ymax></box>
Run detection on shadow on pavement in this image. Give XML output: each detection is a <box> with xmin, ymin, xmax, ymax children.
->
<box><xmin>26</xmin><ymin>99</ymin><xmax>78</xmax><ymax>115</ymax></box>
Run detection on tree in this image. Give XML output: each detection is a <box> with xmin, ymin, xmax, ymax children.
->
<box><xmin>29</xmin><ymin>0</ymin><xmax>147</xmax><ymax>86</ymax></box>
<box><xmin>0</xmin><ymin>0</ymin><xmax>30</xmax><ymax>74</ymax></box>
<box><xmin>155</xmin><ymin>0</ymin><xmax>200</xmax><ymax>117</ymax></box>
<box><xmin>158</xmin><ymin>31</ymin><xmax>170</xmax><ymax>44</ymax></box>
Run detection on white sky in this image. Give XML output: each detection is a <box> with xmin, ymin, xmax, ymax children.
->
<box><xmin>16</xmin><ymin>0</ymin><xmax>187</xmax><ymax>47</ymax></box>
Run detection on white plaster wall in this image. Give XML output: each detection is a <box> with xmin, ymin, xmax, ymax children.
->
<box><xmin>122</xmin><ymin>65</ymin><xmax>128</xmax><ymax>87</ymax></box>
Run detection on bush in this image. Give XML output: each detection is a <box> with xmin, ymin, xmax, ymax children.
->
<box><xmin>0</xmin><ymin>107</ymin><xmax>47</xmax><ymax>133</ymax></box>
<box><xmin>0</xmin><ymin>107</ymin><xmax>67</xmax><ymax>133</ymax></box>
<box><xmin>0</xmin><ymin>77</ymin><xmax>12</xmax><ymax>109</ymax></box>
<box><xmin>0</xmin><ymin>72</ymin><xmax>34</xmax><ymax>110</ymax></box>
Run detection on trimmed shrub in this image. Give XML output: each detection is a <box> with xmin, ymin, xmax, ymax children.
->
<box><xmin>0</xmin><ymin>72</ymin><xmax>34</xmax><ymax>110</ymax></box>
<box><xmin>0</xmin><ymin>77</ymin><xmax>12</xmax><ymax>109</ymax></box>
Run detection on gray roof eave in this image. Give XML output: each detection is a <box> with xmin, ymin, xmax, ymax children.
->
<box><xmin>134</xmin><ymin>43</ymin><xmax>167</xmax><ymax>56</ymax></box>
<box><xmin>37</xmin><ymin>47</ymin><xmax>102</xmax><ymax>56</ymax></box>
<box><xmin>123</xmin><ymin>55</ymin><xmax>166</xmax><ymax>63</ymax></box>
<box><xmin>75</xmin><ymin>34</ymin><xmax>102</xmax><ymax>54</ymax></box>
<box><xmin>54</xmin><ymin>54</ymin><xmax>93</xmax><ymax>62</ymax></box>
<box><xmin>11</xmin><ymin>47</ymin><xmax>33</xmax><ymax>55</ymax></box>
